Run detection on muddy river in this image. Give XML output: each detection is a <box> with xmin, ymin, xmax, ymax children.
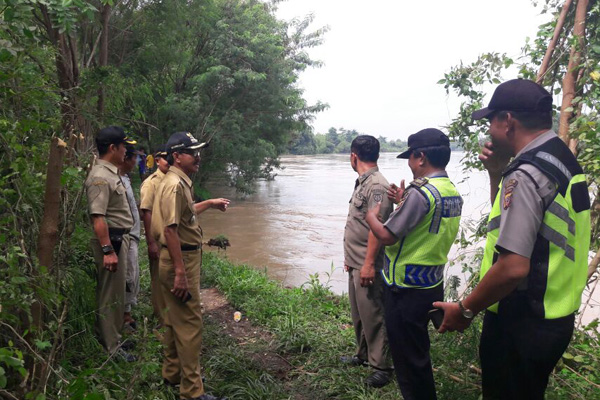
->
<box><xmin>199</xmin><ymin>152</ymin><xmax>599</xmax><ymax>325</ymax></box>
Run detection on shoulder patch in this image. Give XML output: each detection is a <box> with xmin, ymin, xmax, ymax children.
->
<box><xmin>410</xmin><ymin>177</ymin><xmax>429</xmax><ymax>188</ymax></box>
<box><xmin>396</xmin><ymin>190</ymin><xmax>411</xmax><ymax>209</ymax></box>
<box><xmin>373</xmin><ymin>189</ymin><xmax>384</xmax><ymax>203</ymax></box>
<box><xmin>92</xmin><ymin>180</ymin><xmax>108</xmax><ymax>186</ymax></box>
<box><xmin>503</xmin><ymin>179</ymin><xmax>519</xmax><ymax>210</ymax></box>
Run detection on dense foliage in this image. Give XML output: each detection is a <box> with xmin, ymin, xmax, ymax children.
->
<box><xmin>0</xmin><ymin>0</ymin><xmax>325</xmax><ymax>397</ymax></box>
<box><xmin>287</xmin><ymin>127</ymin><xmax>407</xmax><ymax>155</ymax></box>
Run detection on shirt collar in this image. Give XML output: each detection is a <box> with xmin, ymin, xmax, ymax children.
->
<box><xmin>96</xmin><ymin>159</ymin><xmax>119</xmax><ymax>174</ymax></box>
<box><xmin>169</xmin><ymin>166</ymin><xmax>193</xmax><ymax>187</ymax></box>
<box><xmin>425</xmin><ymin>170</ymin><xmax>448</xmax><ymax>178</ymax></box>
<box><xmin>357</xmin><ymin>166</ymin><xmax>379</xmax><ymax>184</ymax></box>
<box><xmin>515</xmin><ymin>130</ymin><xmax>557</xmax><ymax>159</ymax></box>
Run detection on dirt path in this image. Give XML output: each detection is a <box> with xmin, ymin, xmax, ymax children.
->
<box><xmin>200</xmin><ymin>288</ymin><xmax>293</xmax><ymax>380</ymax></box>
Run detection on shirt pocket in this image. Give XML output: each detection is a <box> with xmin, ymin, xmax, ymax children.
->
<box><xmin>351</xmin><ymin>196</ymin><xmax>366</xmax><ymax>219</ymax></box>
<box><xmin>182</xmin><ymin>199</ymin><xmax>196</xmax><ymax>225</ymax></box>
<box><xmin>114</xmin><ymin>184</ymin><xmax>126</xmax><ymax>199</ymax></box>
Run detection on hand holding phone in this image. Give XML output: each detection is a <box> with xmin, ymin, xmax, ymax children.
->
<box><xmin>428</xmin><ymin>308</ymin><xmax>444</xmax><ymax>330</ymax></box>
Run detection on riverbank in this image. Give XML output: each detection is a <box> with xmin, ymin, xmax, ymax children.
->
<box><xmin>50</xmin><ymin>251</ymin><xmax>600</xmax><ymax>399</ymax></box>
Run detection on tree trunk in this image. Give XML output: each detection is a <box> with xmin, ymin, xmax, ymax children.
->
<box><xmin>32</xmin><ymin>136</ymin><xmax>67</xmax><ymax>390</ymax></box>
<box><xmin>537</xmin><ymin>0</ymin><xmax>574</xmax><ymax>84</ymax></box>
<box><xmin>557</xmin><ymin>0</ymin><xmax>589</xmax><ymax>146</ymax></box>
<box><xmin>97</xmin><ymin>4</ymin><xmax>112</xmax><ymax>116</ymax></box>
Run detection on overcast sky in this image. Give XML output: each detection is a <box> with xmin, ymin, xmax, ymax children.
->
<box><xmin>275</xmin><ymin>0</ymin><xmax>550</xmax><ymax>140</ymax></box>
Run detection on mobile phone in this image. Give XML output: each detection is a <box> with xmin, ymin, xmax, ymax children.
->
<box><xmin>428</xmin><ymin>308</ymin><xmax>444</xmax><ymax>330</ymax></box>
<box><xmin>173</xmin><ymin>291</ymin><xmax>192</xmax><ymax>303</ymax></box>
<box><xmin>182</xmin><ymin>291</ymin><xmax>192</xmax><ymax>303</ymax></box>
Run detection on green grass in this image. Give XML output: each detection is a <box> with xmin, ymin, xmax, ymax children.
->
<box><xmin>11</xmin><ymin>246</ymin><xmax>598</xmax><ymax>399</ymax></box>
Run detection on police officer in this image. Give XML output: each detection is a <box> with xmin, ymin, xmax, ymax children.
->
<box><xmin>434</xmin><ymin>79</ymin><xmax>591</xmax><ymax>400</ymax></box>
<box><xmin>366</xmin><ymin>128</ymin><xmax>463</xmax><ymax>400</ymax></box>
<box><xmin>140</xmin><ymin>145</ymin><xmax>169</xmax><ymax>324</ymax></box>
<box><xmin>341</xmin><ymin>135</ymin><xmax>393</xmax><ymax>388</ymax></box>
<box><xmin>152</xmin><ymin>132</ymin><xmax>229</xmax><ymax>400</ymax></box>
<box><xmin>85</xmin><ymin>126</ymin><xmax>137</xmax><ymax>360</ymax></box>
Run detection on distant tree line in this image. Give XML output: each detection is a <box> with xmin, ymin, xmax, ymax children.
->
<box><xmin>287</xmin><ymin>127</ymin><xmax>407</xmax><ymax>155</ymax></box>
<box><xmin>287</xmin><ymin>127</ymin><xmax>464</xmax><ymax>155</ymax></box>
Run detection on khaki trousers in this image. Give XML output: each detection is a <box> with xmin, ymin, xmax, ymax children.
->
<box><xmin>348</xmin><ymin>267</ymin><xmax>392</xmax><ymax>370</ymax></box>
<box><xmin>91</xmin><ymin>235</ymin><xmax>130</xmax><ymax>353</ymax></box>
<box><xmin>159</xmin><ymin>247</ymin><xmax>204</xmax><ymax>399</ymax></box>
<box><xmin>149</xmin><ymin>255</ymin><xmax>165</xmax><ymax>324</ymax></box>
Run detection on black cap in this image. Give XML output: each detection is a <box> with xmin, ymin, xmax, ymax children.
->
<box><xmin>96</xmin><ymin>126</ymin><xmax>137</xmax><ymax>146</ymax></box>
<box><xmin>125</xmin><ymin>144</ymin><xmax>137</xmax><ymax>157</ymax></box>
<box><xmin>154</xmin><ymin>144</ymin><xmax>168</xmax><ymax>158</ymax></box>
<box><xmin>166</xmin><ymin>132</ymin><xmax>208</xmax><ymax>153</ymax></box>
<box><xmin>397</xmin><ymin>128</ymin><xmax>450</xmax><ymax>159</ymax></box>
<box><xmin>472</xmin><ymin>79</ymin><xmax>553</xmax><ymax>120</ymax></box>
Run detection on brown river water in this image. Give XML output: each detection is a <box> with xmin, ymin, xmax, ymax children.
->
<box><xmin>199</xmin><ymin>152</ymin><xmax>599</xmax><ymax>326</ymax></box>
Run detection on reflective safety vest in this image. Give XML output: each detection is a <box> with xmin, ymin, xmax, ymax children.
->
<box><xmin>481</xmin><ymin>137</ymin><xmax>591</xmax><ymax>319</ymax></box>
<box><xmin>383</xmin><ymin>176</ymin><xmax>463</xmax><ymax>289</ymax></box>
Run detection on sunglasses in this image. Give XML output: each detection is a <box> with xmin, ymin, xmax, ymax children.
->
<box><xmin>178</xmin><ymin>149</ymin><xmax>201</xmax><ymax>157</ymax></box>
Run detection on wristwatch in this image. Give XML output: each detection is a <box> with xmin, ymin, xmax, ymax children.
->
<box><xmin>458</xmin><ymin>300</ymin><xmax>474</xmax><ymax>319</ymax></box>
<box><xmin>102</xmin><ymin>244</ymin><xmax>115</xmax><ymax>255</ymax></box>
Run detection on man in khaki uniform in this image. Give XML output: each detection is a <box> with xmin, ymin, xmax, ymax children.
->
<box><xmin>342</xmin><ymin>135</ymin><xmax>393</xmax><ymax>387</ymax></box>
<box><xmin>140</xmin><ymin>145</ymin><xmax>169</xmax><ymax>324</ymax></box>
<box><xmin>152</xmin><ymin>132</ymin><xmax>230</xmax><ymax>400</ymax></box>
<box><xmin>85</xmin><ymin>126</ymin><xmax>136</xmax><ymax>360</ymax></box>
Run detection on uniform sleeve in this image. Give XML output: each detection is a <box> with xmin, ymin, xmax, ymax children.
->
<box><xmin>495</xmin><ymin>170</ymin><xmax>545</xmax><ymax>258</ymax></box>
<box><xmin>383</xmin><ymin>188</ymin><xmax>429</xmax><ymax>238</ymax></box>
<box><xmin>160</xmin><ymin>182</ymin><xmax>184</xmax><ymax>227</ymax></box>
<box><xmin>367</xmin><ymin>183</ymin><xmax>393</xmax><ymax>221</ymax></box>
<box><xmin>86</xmin><ymin>178</ymin><xmax>110</xmax><ymax>216</ymax></box>
<box><xmin>139</xmin><ymin>179</ymin><xmax>154</xmax><ymax>211</ymax></box>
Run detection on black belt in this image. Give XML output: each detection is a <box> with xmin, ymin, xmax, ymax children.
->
<box><xmin>109</xmin><ymin>228</ymin><xmax>130</xmax><ymax>235</ymax></box>
<box><xmin>162</xmin><ymin>244</ymin><xmax>200</xmax><ymax>251</ymax></box>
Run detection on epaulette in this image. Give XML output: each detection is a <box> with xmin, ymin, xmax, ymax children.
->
<box><xmin>409</xmin><ymin>177</ymin><xmax>429</xmax><ymax>188</ymax></box>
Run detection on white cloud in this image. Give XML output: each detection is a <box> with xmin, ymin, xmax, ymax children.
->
<box><xmin>277</xmin><ymin>0</ymin><xmax>549</xmax><ymax>139</ymax></box>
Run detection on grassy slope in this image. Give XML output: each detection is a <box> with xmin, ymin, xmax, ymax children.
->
<box><xmin>53</xmin><ymin>242</ymin><xmax>600</xmax><ymax>399</ymax></box>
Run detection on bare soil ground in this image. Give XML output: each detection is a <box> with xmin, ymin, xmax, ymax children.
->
<box><xmin>200</xmin><ymin>288</ymin><xmax>293</xmax><ymax>380</ymax></box>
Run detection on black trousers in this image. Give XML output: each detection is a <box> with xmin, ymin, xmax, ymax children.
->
<box><xmin>384</xmin><ymin>284</ymin><xmax>443</xmax><ymax>400</ymax></box>
<box><xmin>480</xmin><ymin>310</ymin><xmax>574</xmax><ymax>400</ymax></box>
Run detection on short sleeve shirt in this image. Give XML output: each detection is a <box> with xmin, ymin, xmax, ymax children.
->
<box><xmin>344</xmin><ymin>167</ymin><xmax>393</xmax><ymax>270</ymax></box>
<box><xmin>383</xmin><ymin>173</ymin><xmax>443</xmax><ymax>238</ymax></box>
<box><xmin>495</xmin><ymin>131</ymin><xmax>558</xmax><ymax>258</ymax></box>
<box><xmin>140</xmin><ymin>169</ymin><xmax>166</xmax><ymax>211</ymax></box>
<box><xmin>152</xmin><ymin>166</ymin><xmax>202</xmax><ymax>246</ymax></box>
<box><xmin>85</xmin><ymin>159</ymin><xmax>133</xmax><ymax>229</ymax></box>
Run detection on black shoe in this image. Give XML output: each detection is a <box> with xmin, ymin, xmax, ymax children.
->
<box><xmin>365</xmin><ymin>370</ymin><xmax>392</xmax><ymax>388</ymax></box>
<box><xmin>119</xmin><ymin>340</ymin><xmax>135</xmax><ymax>351</ymax></box>
<box><xmin>190</xmin><ymin>394</ymin><xmax>228</xmax><ymax>400</ymax></box>
<box><xmin>163</xmin><ymin>378</ymin><xmax>179</xmax><ymax>388</ymax></box>
<box><xmin>340</xmin><ymin>355</ymin><xmax>368</xmax><ymax>367</ymax></box>
<box><xmin>115</xmin><ymin>348</ymin><xmax>137</xmax><ymax>362</ymax></box>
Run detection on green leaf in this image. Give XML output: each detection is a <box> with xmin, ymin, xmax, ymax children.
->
<box><xmin>10</xmin><ymin>276</ymin><xmax>27</xmax><ymax>284</ymax></box>
<box><xmin>35</xmin><ymin>340</ymin><xmax>52</xmax><ymax>350</ymax></box>
<box><xmin>562</xmin><ymin>352</ymin><xmax>574</xmax><ymax>360</ymax></box>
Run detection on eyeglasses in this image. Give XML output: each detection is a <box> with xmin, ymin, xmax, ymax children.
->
<box><xmin>178</xmin><ymin>149</ymin><xmax>201</xmax><ymax>158</ymax></box>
